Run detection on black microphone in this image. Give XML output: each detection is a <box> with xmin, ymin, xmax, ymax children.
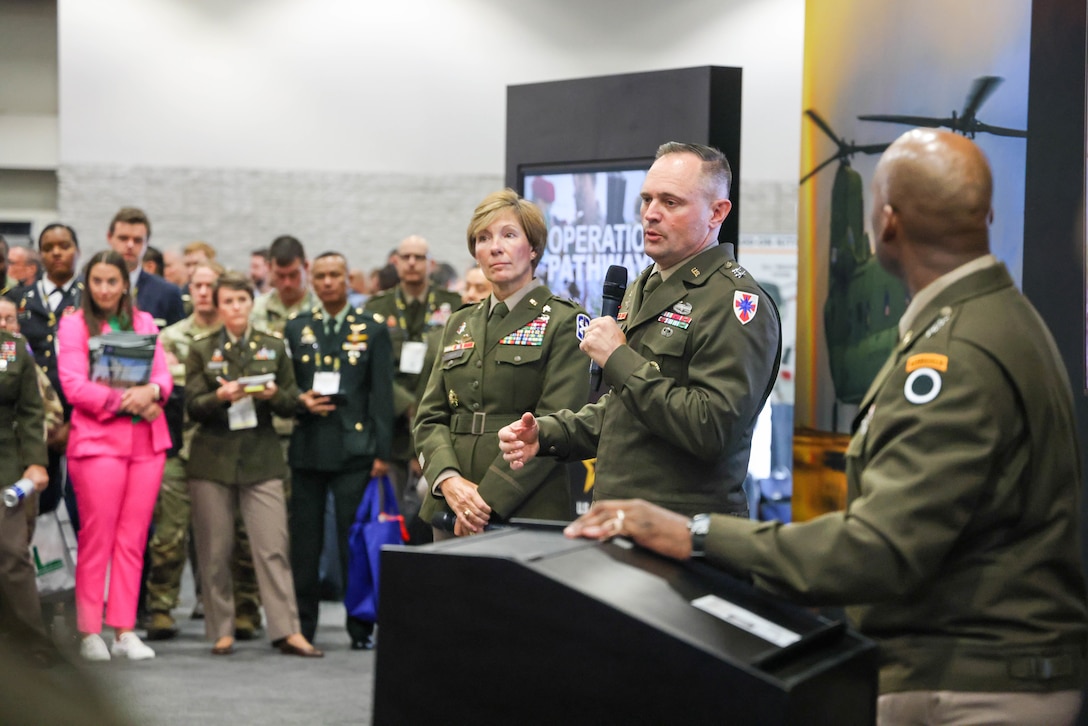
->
<box><xmin>589</xmin><ymin>265</ymin><xmax>629</xmax><ymax>390</ymax></box>
<box><xmin>431</xmin><ymin>511</ymin><xmax>458</xmax><ymax>533</ymax></box>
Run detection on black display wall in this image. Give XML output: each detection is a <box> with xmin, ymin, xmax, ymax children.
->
<box><xmin>1023</xmin><ymin>0</ymin><xmax>1088</xmax><ymax>571</ymax></box>
<box><xmin>506</xmin><ymin>66</ymin><xmax>743</xmax><ymax>248</ymax></box>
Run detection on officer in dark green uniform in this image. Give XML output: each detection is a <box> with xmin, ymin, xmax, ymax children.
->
<box><xmin>185</xmin><ymin>272</ymin><xmax>321</xmax><ymax>658</ymax></box>
<box><xmin>0</xmin><ymin>328</ymin><xmax>53</xmax><ymax>663</ymax></box>
<box><xmin>285</xmin><ymin>252</ymin><xmax>394</xmax><ymax>650</ymax></box>
<box><xmin>565</xmin><ymin>130</ymin><xmax>1088</xmax><ymax>725</ymax></box>
<box><xmin>364</xmin><ymin>236</ymin><xmax>461</xmax><ymax>514</ymax></box>
<box><xmin>415</xmin><ymin>190</ymin><xmax>589</xmax><ymax>538</ymax></box>
<box><xmin>500</xmin><ymin>143</ymin><xmax>781</xmax><ymax>519</ymax></box>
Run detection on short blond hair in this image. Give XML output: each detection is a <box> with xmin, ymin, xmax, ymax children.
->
<box><xmin>466</xmin><ymin>189</ymin><xmax>547</xmax><ymax>271</ymax></box>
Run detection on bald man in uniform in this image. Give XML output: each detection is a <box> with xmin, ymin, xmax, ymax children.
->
<box><xmin>566</xmin><ymin>129</ymin><xmax>1088</xmax><ymax>725</ymax></box>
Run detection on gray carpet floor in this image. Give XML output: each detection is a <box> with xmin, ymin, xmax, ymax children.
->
<box><xmin>56</xmin><ymin>577</ymin><xmax>376</xmax><ymax>726</ymax></box>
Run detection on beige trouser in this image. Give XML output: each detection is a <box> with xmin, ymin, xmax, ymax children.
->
<box><xmin>878</xmin><ymin>689</ymin><xmax>1083</xmax><ymax>725</ymax></box>
<box><xmin>189</xmin><ymin>478</ymin><xmax>300</xmax><ymax>642</ymax></box>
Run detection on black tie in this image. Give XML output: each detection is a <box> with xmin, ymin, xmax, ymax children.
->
<box><xmin>644</xmin><ymin>271</ymin><xmax>663</xmax><ymax>296</ymax></box>
<box><xmin>487</xmin><ymin>302</ymin><xmax>509</xmax><ymax>345</ymax></box>
<box><xmin>405</xmin><ymin>299</ymin><xmax>423</xmax><ymax>332</ymax></box>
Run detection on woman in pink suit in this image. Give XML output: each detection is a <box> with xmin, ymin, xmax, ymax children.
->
<box><xmin>57</xmin><ymin>250</ymin><xmax>173</xmax><ymax>662</ymax></box>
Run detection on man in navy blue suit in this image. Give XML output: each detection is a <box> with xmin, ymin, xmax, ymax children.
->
<box><xmin>106</xmin><ymin>207</ymin><xmax>185</xmax><ymax>329</ymax></box>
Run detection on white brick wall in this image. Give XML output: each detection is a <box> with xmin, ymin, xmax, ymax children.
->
<box><xmin>59</xmin><ymin>164</ymin><xmax>797</xmax><ymax>281</ymax></box>
<box><xmin>59</xmin><ymin>164</ymin><xmax>504</xmax><ymax>276</ymax></box>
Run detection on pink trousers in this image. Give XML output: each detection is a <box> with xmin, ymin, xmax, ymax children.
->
<box><xmin>68</xmin><ymin>423</ymin><xmax>164</xmax><ymax>635</ymax></box>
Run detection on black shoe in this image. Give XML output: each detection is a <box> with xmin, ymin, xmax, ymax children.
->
<box><xmin>351</xmin><ymin>635</ymin><xmax>376</xmax><ymax>651</ymax></box>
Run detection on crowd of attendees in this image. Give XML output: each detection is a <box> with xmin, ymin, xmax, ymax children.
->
<box><xmin>0</xmin><ymin>205</ymin><xmax>492</xmax><ymax>664</ymax></box>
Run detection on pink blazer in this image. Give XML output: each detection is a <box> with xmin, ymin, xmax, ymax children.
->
<box><xmin>58</xmin><ymin>309</ymin><xmax>174</xmax><ymax>459</ymax></box>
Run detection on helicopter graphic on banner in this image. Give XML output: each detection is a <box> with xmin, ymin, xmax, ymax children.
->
<box><xmin>804</xmin><ymin>76</ymin><xmax>1026</xmax><ymax>417</ymax></box>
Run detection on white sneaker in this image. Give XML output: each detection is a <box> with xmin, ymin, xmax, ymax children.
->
<box><xmin>111</xmin><ymin>631</ymin><xmax>156</xmax><ymax>660</ymax></box>
<box><xmin>80</xmin><ymin>634</ymin><xmax>111</xmax><ymax>662</ymax></box>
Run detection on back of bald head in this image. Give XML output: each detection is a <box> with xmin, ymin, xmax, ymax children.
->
<box><xmin>874</xmin><ymin>129</ymin><xmax>992</xmax><ymax>255</ymax></box>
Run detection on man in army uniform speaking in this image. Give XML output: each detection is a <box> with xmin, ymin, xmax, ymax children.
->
<box><xmin>499</xmin><ymin>142</ymin><xmax>782</xmax><ymax>518</ymax></box>
<box><xmin>364</xmin><ymin>236</ymin><xmax>461</xmax><ymax>513</ymax></box>
<box><xmin>285</xmin><ymin>252</ymin><xmax>394</xmax><ymax>650</ymax></box>
<box><xmin>565</xmin><ymin>130</ymin><xmax>1088</xmax><ymax>725</ymax></box>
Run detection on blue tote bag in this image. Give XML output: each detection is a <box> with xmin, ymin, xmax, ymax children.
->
<box><xmin>345</xmin><ymin>475</ymin><xmax>407</xmax><ymax>623</ymax></box>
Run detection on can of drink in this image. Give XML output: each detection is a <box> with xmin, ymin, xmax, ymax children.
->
<box><xmin>3</xmin><ymin>478</ymin><xmax>35</xmax><ymax>508</ymax></box>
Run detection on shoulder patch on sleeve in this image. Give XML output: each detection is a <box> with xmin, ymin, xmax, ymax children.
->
<box><xmin>732</xmin><ymin>291</ymin><xmax>759</xmax><ymax>325</ymax></box>
<box><xmin>906</xmin><ymin>353</ymin><xmax>948</xmax><ymax>373</ymax></box>
<box><xmin>904</xmin><ymin>367</ymin><xmax>942</xmax><ymax>405</ymax></box>
<box><xmin>575</xmin><ymin>313</ymin><xmax>590</xmax><ymax>340</ymax></box>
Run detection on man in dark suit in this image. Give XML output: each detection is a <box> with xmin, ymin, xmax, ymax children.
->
<box><xmin>286</xmin><ymin>252</ymin><xmax>394</xmax><ymax>649</ymax></box>
<box><xmin>106</xmin><ymin>207</ymin><xmax>185</xmax><ymax>329</ymax></box>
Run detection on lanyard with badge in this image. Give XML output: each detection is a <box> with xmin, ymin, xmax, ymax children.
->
<box><xmin>395</xmin><ymin>289</ymin><xmax>434</xmax><ymax>375</ymax></box>
<box><xmin>209</xmin><ymin>329</ymin><xmax>261</xmax><ymax>431</ymax></box>
<box><xmin>298</xmin><ymin>323</ymin><xmax>342</xmax><ymax>397</ymax></box>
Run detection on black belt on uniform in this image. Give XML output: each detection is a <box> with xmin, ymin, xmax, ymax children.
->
<box><xmin>449</xmin><ymin>412</ymin><xmax>522</xmax><ymax>436</ymax></box>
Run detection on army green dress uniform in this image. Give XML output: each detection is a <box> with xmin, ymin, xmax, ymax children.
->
<box><xmin>701</xmin><ymin>258</ymin><xmax>1088</xmax><ymax>698</ymax></box>
<box><xmin>536</xmin><ymin>244</ymin><xmax>782</xmax><ymax>517</ymax></box>
<box><xmin>365</xmin><ymin>285</ymin><xmax>462</xmax><ymax>507</ymax></box>
<box><xmin>145</xmin><ymin>314</ymin><xmax>263</xmax><ymax>636</ymax></box>
<box><xmin>8</xmin><ymin>278</ymin><xmax>83</xmax><ymax>516</ymax></box>
<box><xmin>184</xmin><ymin>327</ymin><xmax>304</xmax><ymax>644</ymax></box>
<box><xmin>231</xmin><ymin>288</ymin><xmax>315</xmax><ymax>631</ymax></box>
<box><xmin>415</xmin><ymin>284</ymin><xmax>590</xmax><ymax>526</ymax></box>
<box><xmin>0</xmin><ymin>330</ymin><xmax>52</xmax><ymax>658</ymax></box>
<box><xmin>285</xmin><ymin>304</ymin><xmax>394</xmax><ymax>643</ymax></box>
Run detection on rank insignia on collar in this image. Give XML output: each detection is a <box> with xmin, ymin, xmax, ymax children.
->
<box><xmin>924</xmin><ymin>310</ymin><xmax>952</xmax><ymax>339</ymax></box>
<box><xmin>529</xmin><ymin>298</ymin><xmax>537</xmax><ymax>307</ymax></box>
<box><xmin>691</xmin><ymin>267</ymin><xmax>701</xmax><ymax>277</ymax></box>
<box><xmin>542</xmin><ymin>305</ymin><xmax>551</xmax><ymax>313</ymax></box>
<box><xmin>733</xmin><ymin>291</ymin><xmax>759</xmax><ymax>325</ymax></box>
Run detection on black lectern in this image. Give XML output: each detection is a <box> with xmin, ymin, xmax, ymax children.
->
<box><xmin>373</xmin><ymin>526</ymin><xmax>877</xmax><ymax>725</ymax></box>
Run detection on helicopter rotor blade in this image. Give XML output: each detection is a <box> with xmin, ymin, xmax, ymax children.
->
<box><xmin>805</xmin><ymin>109</ymin><xmax>845</xmax><ymax>148</ymax></box>
<box><xmin>974</xmin><ymin>121</ymin><xmax>1027</xmax><ymax>138</ymax></box>
<box><xmin>859</xmin><ymin>113</ymin><xmax>951</xmax><ymax>129</ymax></box>
<box><xmin>854</xmin><ymin>142</ymin><xmax>891</xmax><ymax>155</ymax></box>
<box><xmin>799</xmin><ymin>154</ymin><xmax>843</xmax><ymax>185</ymax></box>
<box><xmin>962</xmin><ymin>76</ymin><xmax>1002</xmax><ymax>120</ymax></box>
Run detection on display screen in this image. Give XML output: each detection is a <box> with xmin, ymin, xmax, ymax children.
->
<box><xmin>521</xmin><ymin>160</ymin><xmax>653</xmax><ymax>316</ymax></box>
